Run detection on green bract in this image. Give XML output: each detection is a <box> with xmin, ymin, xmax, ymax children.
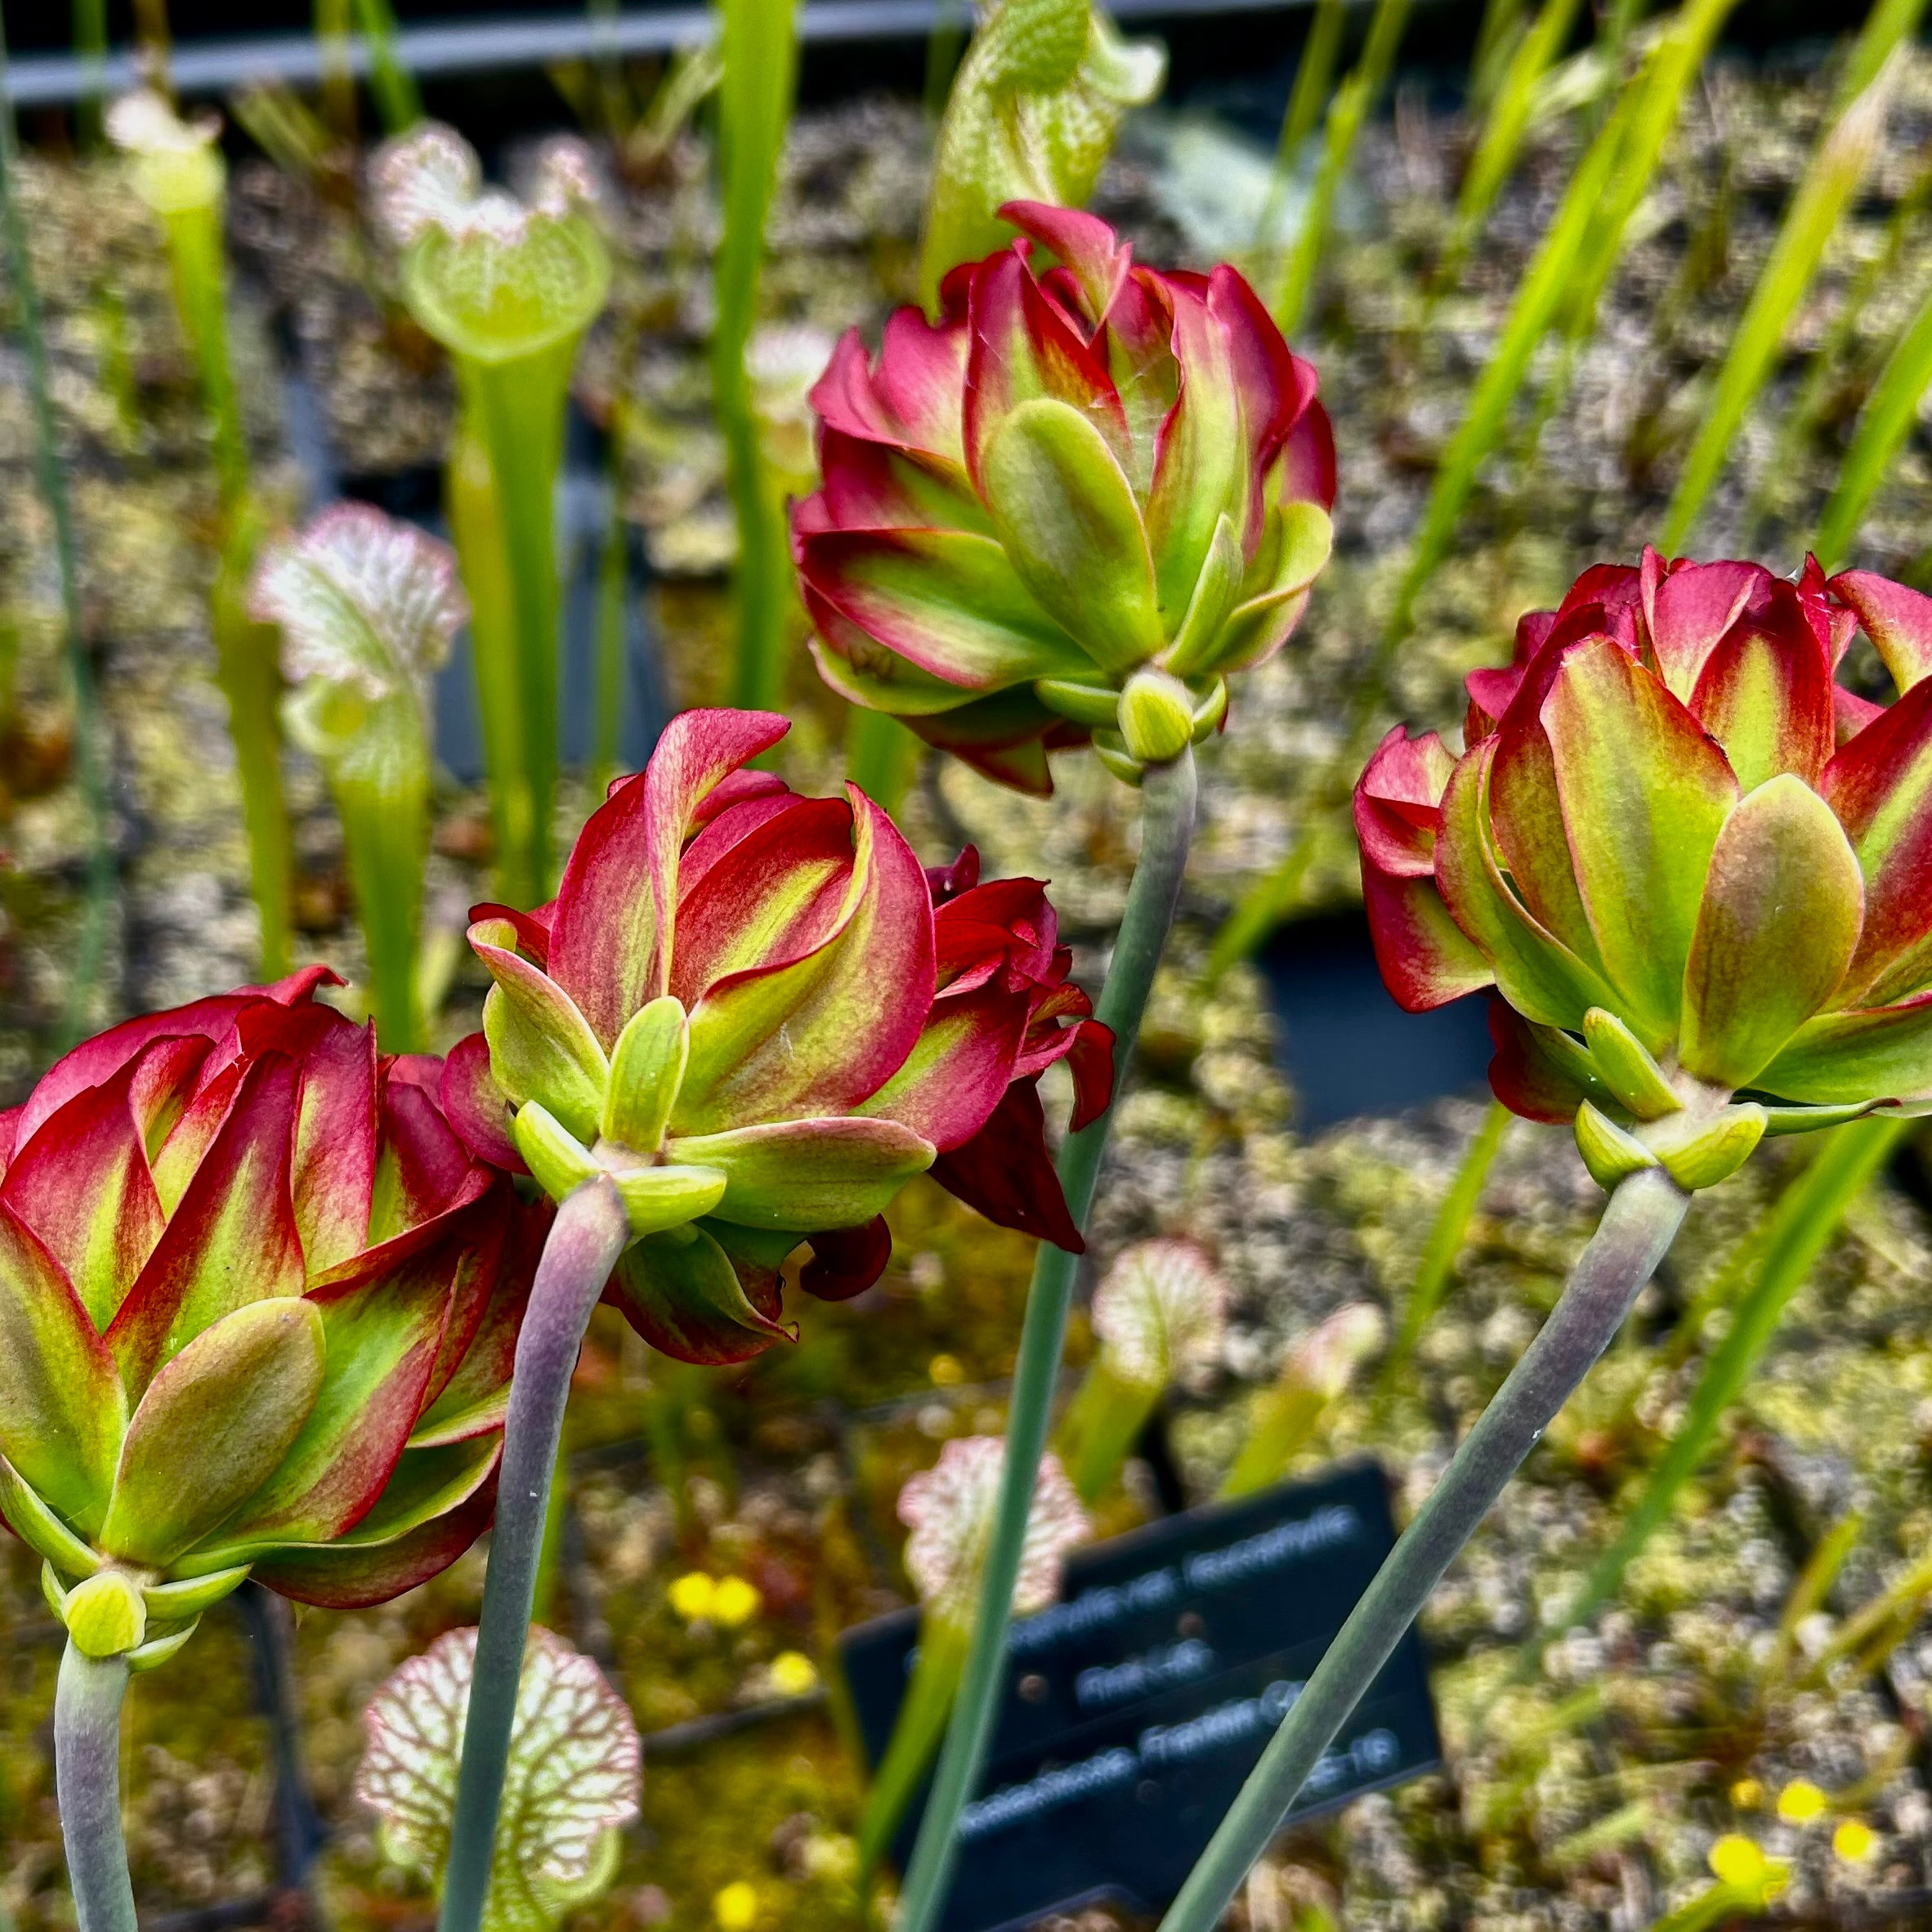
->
<box><xmin>1358</xmin><ymin>552</ymin><xmax>1932</xmax><ymax>1189</ymax></box>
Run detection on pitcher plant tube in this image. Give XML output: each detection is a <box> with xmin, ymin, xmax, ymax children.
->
<box><xmin>108</xmin><ymin>88</ymin><xmax>293</xmax><ymax>978</ymax></box>
<box><xmin>430</xmin><ymin>704</ymin><xmax>1111</xmax><ymax>1932</ymax></box>
<box><xmin>0</xmin><ymin>971</ymin><xmax>542</xmax><ymax>1932</ymax></box>
<box><xmin>252</xmin><ymin>505</ymin><xmax>467</xmax><ymax>1053</ymax></box>
<box><xmin>803</xmin><ymin>208</ymin><xmax>1336</xmax><ymax>1932</ymax></box>
<box><xmin>372</xmin><ymin>123</ymin><xmax>611</xmax><ymax>909</ymax></box>
<box><xmin>1154</xmin><ymin>552</ymin><xmax>1932</xmax><ymax>1932</ymax></box>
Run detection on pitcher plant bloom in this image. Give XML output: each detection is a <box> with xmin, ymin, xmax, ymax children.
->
<box><xmin>442</xmin><ymin>705</ymin><xmax>1113</xmax><ymax>1365</ymax></box>
<box><xmin>0</xmin><ymin>969</ymin><xmax>539</xmax><ymax>1670</ymax></box>
<box><xmin>370</xmin><ymin>122</ymin><xmax>610</xmax><ymax>909</ymax></box>
<box><xmin>1357</xmin><ymin>552</ymin><xmax>1932</xmax><ymax>1193</ymax></box>
<box><xmin>252</xmin><ymin>505</ymin><xmax>467</xmax><ymax>1055</ymax></box>
<box><xmin>794</xmin><ymin>200</ymin><xmax>1336</xmax><ymax>792</ymax></box>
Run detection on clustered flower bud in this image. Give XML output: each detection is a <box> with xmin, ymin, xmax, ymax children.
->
<box><xmin>1358</xmin><ymin>552</ymin><xmax>1932</xmax><ymax>1190</ymax></box>
<box><xmin>443</xmin><ymin>707</ymin><xmax>1112</xmax><ymax>1362</ymax></box>
<box><xmin>794</xmin><ymin>202</ymin><xmax>1335</xmax><ymax>792</ymax></box>
<box><xmin>0</xmin><ymin>975</ymin><xmax>539</xmax><ymax>1664</ymax></box>
<box><xmin>898</xmin><ymin>1435</ymin><xmax>1089</xmax><ymax>1626</ymax></box>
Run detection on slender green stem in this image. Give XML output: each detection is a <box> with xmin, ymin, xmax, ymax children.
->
<box><xmin>846</xmin><ymin>709</ymin><xmax>922</xmax><ymax>812</ymax></box>
<box><xmin>333</xmin><ymin>751</ymin><xmax>428</xmax><ymax>1052</ymax></box>
<box><xmin>351</xmin><ymin>0</ymin><xmax>421</xmax><ymax>135</ymax></box>
<box><xmin>1156</xmin><ymin>1166</ymin><xmax>1689</xmax><ymax>1932</ymax></box>
<box><xmin>55</xmin><ymin>1641</ymin><xmax>136</xmax><ymax>1932</ymax></box>
<box><xmin>449</xmin><ymin>347</ymin><xmax>573</xmax><ymax>908</ymax></box>
<box><xmin>438</xmin><ymin>1177</ymin><xmax>632</xmax><ymax>1932</ymax></box>
<box><xmin>893</xmin><ymin>747</ymin><xmax>1199</xmax><ymax>1932</ymax></box>
<box><xmin>858</xmin><ymin>1614</ymin><xmax>972</xmax><ymax>1875</ymax></box>
<box><xmin>1526</xmin><ymin>1116</ymin><xmax>1901</xmax><ymax>1662</ymax></box>
<box><xmin>714</xmin><ymin>0</ymin><xmax>799</xmax><ymax>713</ymax></box>
<box><xmin>0</xmin><ymin>16</ymin><xmax>116</xmax><ymax>1048</ymax></box>
<box><xmin>592</xmin><ymin>476</ymin><xmax>628</xmax><ymax>802</ymax></box>
<box><xmin>1057</xmin><ymin>1359</ymin><xmax>1160</xmax><ymax>1505</ymax></box>
<box><xmin>72</xmin><ymin>0</ymin><xmax>109</xmax><ymax>148</ymax></box>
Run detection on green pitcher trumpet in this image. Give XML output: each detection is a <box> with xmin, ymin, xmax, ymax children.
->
<box><xmin>371</xmin><ymin>123</ymin><xmax>612</xmax><ymax>908</ymax></box>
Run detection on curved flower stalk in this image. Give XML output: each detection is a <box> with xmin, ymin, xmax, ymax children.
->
<box><xmin>1057</xmin><ymin>1237</ymin><xmax>1226</xmax><ymax>1503</ymax></box>
<box><xmin>109</xmin><ymin>88</ymin><xmax>292</xmax><ymax>977</ymax></box>
<box><xmin>371</xmin><ymin>123</ymin><xmax>611</xmax><ymax>909</ymax></box>
<box><xmin>857</xmin><ymin>1438</ymin><xmax>1088</xmax><ymax>1872</ymax></box>
<box><xmin>252</xmin><ymin>506</ymin><xmax>467</xmax><ymax>1053</ymax></box>
<box><xmin>359</xmin><ymin>1626</ymin><xmax>641</xmax><ymax>1932</ymax></box>
<box><xmin>1357</xmin><ymin>552</ymin><xmax>1932</xmax><ymax>1181</ymax></box>
<box><xmin>919</xmin><ymin>0</ymin><xmax>1165</xmax><ymax>308</ymax></box>
<box><xmin>432</xmin><ymin>705</ymin><xmax>1107</xmax><ymax>1932</ymax></box>
<box><xmin>795</xmin><ymin>202</ymin><xmax>1336</xmax><ymax>794</ymax></box>
<box><xmin>0</xmin><ymin>973</ymin><xmax>539</xmax><ymax>1932</ymax></box>
<box><xmin>848</xmin><ymin>212</ymin><xmax>1334</xmax><ymax>1932</ymax></box>
<box><xmin>1154</xmin><ymin>551</ymin><xmax>1932</xmax><ymax>1932</ymax></box>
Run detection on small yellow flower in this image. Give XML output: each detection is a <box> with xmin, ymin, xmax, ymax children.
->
<box><xmin>711</xmin><ymin>1575</ymin><xmax>763</xmax><ymax>1628</ymax></box>
<box><xmin>1709</xmin><ymin>1835</ymin><xmax>1767</xmax><ymax>1889</ymax></box>
<box><xmin>1777</xmin><ymin>1779</ymin><xmax>1828</xmax><ymax>1824</ymax></box>
<box><xmin>669</xmin><ymin>1572</ymin><xmax>717</xmax><ymax>1621</ymax></box>
<box><xmin>768</xmin><ymin>1650</ymin><xmax>819</xmax><ymax>1697</ymax></box>
<box><xmin>1833</xmin><ymin>1818</ymin><xmax>1878</xmax><ymax>1863</ymax></box>
<box><xmin>928</xmin><ymin>1353</ymin><xmax>965</xmax><ymax>1388</ymax></box>
<box><xmin>1729</xmin><ymin>1778</ymin><xmax>1764</xmax><ymax>1810</ymax></box>
<box><xmin>713</xmin><ymin>1881</ymin><xmax>758</xmax><ymax>1930</ymax></box>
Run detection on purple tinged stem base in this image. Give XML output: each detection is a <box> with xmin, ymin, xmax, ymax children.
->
<box><xmin>436</xmin><ymin>1176</ymin><xmax>632</xmax><ymax>1932</ymax></box>
<box><xmin>56</xmin><ymin>1641</ymin><xmax>136</xmax><ymax>1932</ymax></box>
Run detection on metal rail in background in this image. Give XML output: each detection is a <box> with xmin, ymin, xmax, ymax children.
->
<box><xmin>9</xmin><ymin>0</ymin><xmax>1321</xmax><ymax>107</ymax></box>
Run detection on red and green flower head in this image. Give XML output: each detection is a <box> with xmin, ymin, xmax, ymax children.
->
<box><xmin>444</xmin><ymin>707</ymin><xmax>1112</xmax><ymax>1363</ymax></box>
<box><xmin>0</xmin><ymin>973</ymin><xmax>539</xmax><ymax>1668</ymax></box>
<box><xmin>1357</xmin><ymin>551</ymin><xmax>1932</xmax><ymax>1191</ymax></box>
<box><xmin>793</xmin><ymin>201</ymin><xmax>1335</xmax><ymax>793</ymax></box>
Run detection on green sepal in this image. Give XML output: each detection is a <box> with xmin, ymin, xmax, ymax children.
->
<box><xmin>1581</xmin><ymin>1008</ymin><xmax>1683</xmax><ymax>1121</ymax></box>
<box><xmin>0</xmin><ymin>1454</ymin><xmax>101</xmax><ymax>1581</ymax></box>
<box><xmin>1034</xmin><ymin>676</ymin><xmax>1123</xmax><ymax>728</ymax></box>
<box><xmin>612</xmin><ymin>1165</ymin><xmax>729</xmax><ymax>1238</ymax></box>
<box><xmin>1188</xmin><ymin>678</ymin><xmax>1228</xmax><ymax>743</ymax></box>
<box><xmin>512</xmin><ymin>1101</ymin><xmax>599</xmax><ymax>1206</ymax></box>
<box><xmin>1574</xmin><ymin>1101</ymin><xmax>1660</xmax><ymax>1191</ymax></box>
<box><xmin>602</xmin><ymin>996</ymin><xmax>689</xmax><ymax>1154</ymax></box>
<box><xmin>478</xmin><ymin>952</ymin><xmax>610</xmax><ymax>1147</ymax></box>
<box><xmin>1161</xmin><ymin>512</ymin><xmax>1246</xmax><ymax>678</ymax></box>
<box><xmin>142</xmin><ymin>1564</ymin><xmax>252</xmax><ymax>1623</ymax></box>
<box><xmin>1647</xmin><ymin>1103</ymin><xmax>1767</xmax><ymax>1192</ymax></box>
<box><xmin>1090</xmin><ymin>731</ymin><xmax>1144</xmax><ymax>786</ymax></box>
<box><xmin>1758</xmin><ymin>1099</ymin><xmax>1883</xmax><ymax>1135</ymax></box>
<box><xmin>127</xmin><ymin>1621</ymin><xmax>201</xmax><ymax>1674</ymax></box>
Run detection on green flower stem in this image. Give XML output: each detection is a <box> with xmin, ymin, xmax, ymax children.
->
<box><xmin>448</xmin><ymin>344</ymin><xmax>573</xmax><ymax>908</ymax></box>
<box><xmin>894</xmin><ymin>745</ymin><xmax>1198</xmax><ymax>1932</ymax></box>
<box><xmin>715</xmin><ymin>0</ymin><xmax>800</xmax><ymax>713</ymax></box>
<box><xmin>1527</xmin><ymin>1116</ymin><xmax>1903</xmax><ymax>1662</ymax></box>
<box><xmin>1057</xmin><ymin>1359</ymin><xmax>1161</xmax><ymax>1505</ymax></box>
<box><xmin>1155</xmin><ymin>1165</ymin><xmax>1689</xmax><ymax>1932</ymax></box>
<box><xmin>55</xmin><ymin>1640</ymin><xmax>136</xmax><ymax>1932</ymax></box>
<box><xmin>351</xmin><ymin>0</ymin><xmax>422</xmax><ymax>135</ymax></box>
<box><xmin>857</xmin><ymin>1613</ymin><xmax>973</xmax><ymax>1875</ymax></box>
<box><xmin>0</xmin><ymin>11</ymin><xmax>116</xmax><ymax>1049</ymax></box>
<box><xmin>330</xmin><ymin>737</ymin><xmax>429</xmax><ymax>1053</ymax></box>
<box><xmin>845</xmin><ymin>709</ymin><xmax>923</xmax><ymax>813</ymax></box>
<box><xmin>211</xmin><ymin>525</ymin><xmax>294</xmax><ymax>982</ymax></box>
<box><xmin>438</xmin><ymin>1176</ymin><xmax>632</xmax><ymax>1932</ymax></box>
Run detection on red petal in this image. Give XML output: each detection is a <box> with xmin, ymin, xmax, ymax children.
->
<box><xmin>1832</xmin><ymin>568</ymin><xmax>1932</xmax><ymax>695</ymax></box>
<box><xmin>930</xmin><ymin>1080</ymin><xmax>1083</xmax><ymax>1251</ymax></box>
<box><xmin>998</xmin><ymin>199</ymin><xmax>1133</xmax><ymax>328</ymax></box>
<box><xmin>467</xmin><ymin>899</ymin><xmax>555</xmax><ymax>967</ymax></box>
<box><xmin>1486</xmin><ymin>1000</ymin><xmax>1590</xmax><ymax>1125</ymax></box>
<box><xmin>926</xmin><ymin>847</ymin><xmax>981</xmax><ymax>906</ymax></box>
<box><xmin>440</xmin><ymin>1031</ymin><xmax>524</xmax><ymax>1174</ymax></box>
<box><xmin>801</xmin><ymin>1216</ymin><xmax>892</xmax><ymax>1301</ymax></box>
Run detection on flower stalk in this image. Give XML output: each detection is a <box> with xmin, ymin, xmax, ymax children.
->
<box><xmin>437</xmin><ymin>1177</ymin><xmax>633</xmax><ymax>1932</ymax></box>
<box><xmin>55</xmin><ymin>1641</ymin><xmax>136</xmax><ymax>1932</ymax></box>
<box><xmin>1155</xmin><ymin>1166</ymin><xmax>1690</xmax><ymax>1932</ymax></box>
<box><xmin>893</xmin><ymin>744</ymin><xmax>1197</xmax><ymax>1932</ymax></box>
<box><xmin>110</xmin><ymin>92</ymin><xmax>292</xmax><ymax>977</ymax></box>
